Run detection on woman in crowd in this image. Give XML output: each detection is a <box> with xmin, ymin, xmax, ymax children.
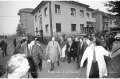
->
<box><xmin>3</xmin><ymin>54</ymin><xmax>32</xmax><ymax>78</ymax></box>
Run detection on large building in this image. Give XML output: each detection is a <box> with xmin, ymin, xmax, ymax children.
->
<box><xmin>31</xmin><ymin>1</ymin><xmax>96</xmax><ymax>37</ymax></box>
<box><xmin>18</xmin><ymin>8</ymin><xmax>34</xmax><ymax>36</ymax></box>
<box><xmin>93</xmin><ymin>10</ymin><xmax>116</xmax><ymax>33</ymax></box>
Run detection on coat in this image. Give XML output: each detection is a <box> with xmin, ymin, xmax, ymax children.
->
<box><xmin>20</xmin><ymin>41</ymin><xmax>45</xmax><ymax>66</ymax></box>
<box><xmin>77</xmin><ymin>42</ymin><xmax>88</xmax><ymax>56</ymax></box>
<box><xmin>81</xmin><ymin>45</ymin><xmax>110</xmax><ymax>78</ymax></box>
<box><xmin>66</xmin><ymin>41</ymin><xmax>77</xmax><ymax>57</ymax></box>
<box><xmin>46</xmin><ymin>41</ymin><xmax>61</xmax><ymax>63</ymax></box>
<box><xmin>61</xmin><ymin>44</ymin><xmax>66</xmax><ymax>58</ymax></box>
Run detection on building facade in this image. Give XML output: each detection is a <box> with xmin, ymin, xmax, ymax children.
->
<box><xmin>93</xmin><ymin>10</ymin><xmax>116</xmax><ymax>33</ymax></box>
<box><xmin>32</xmin><ymin>1</ymin><xmax>96</xmax><ymax>37</ymax></box>
<box><xmin>18</xmin><ymin>8</ymin><xmax>34</xmax><ymax>36</ymax></box>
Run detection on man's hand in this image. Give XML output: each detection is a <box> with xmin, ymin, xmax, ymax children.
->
<box><xmin>80</xmin><ymin>63</ymin><xmax>83</xmax><ymax>68</ymax></box>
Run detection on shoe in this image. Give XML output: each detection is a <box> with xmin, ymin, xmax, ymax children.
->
<box><xmin>50</xmin><ymin>63</ymin><xmax>54</xmax><ymax>71</ymax></box>
<box><xmin>50</xmin><ymin>68</ymin><xmax>54</xmax><ymax>71</ymax></box>
<box><xmin>76</xmin><ymin>67</ymin><xmax>80</xmax><ymax>70</ymax></box>
<box><xmin>57</xmin><ymin>61</ymin><xmax>60</xmax><ymax>66</ymax></box>
<box><xmin>68</xmin><ymin>61</ymin><xmax>70</xmax><ymax>63</ymax></box>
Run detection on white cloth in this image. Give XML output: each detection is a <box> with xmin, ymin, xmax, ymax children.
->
<box><xmin>81</xmin><ymin>46</ymin><xmax>110</xmax><ymax>78</ymax></box>
<box><xmin>61</xmin><ymin>44</ymin><xmax>66</xmax><ymax>58</ymax></box>
<box><xmin>86</xmin><ymin>39</ymin><xmax>90</xmax><ymax>46</ymax></box>
<box><xmin>28</xmin><ymin>40</ymin><xmax>35</xmax><ymax>50</ymax></box>
<box><xmin>47</xmin><ymin>59</ymin><xmax>51</xmax><ymax>62</ymax></box>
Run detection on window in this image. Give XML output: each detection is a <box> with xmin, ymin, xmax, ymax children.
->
<box><xmin>71</xmin><ymin>24</ymin><xmax>76</xmax><ymax>31</ymax></box>
<box><xmin>86</xmin><ymin>13</ymin><xmax>90</xmax><ymax>18</ymax></box>
<box><xmin>44</xmin><ymin>7</ymin><xmax>48</xmax><ymax>17</ymax></box>
<box><xmin>80</xmin><ymin>10</ymin><xmax>84</xmax><ymax>18</ymax></box>
<box><xmin>55</xmin><ymin>4</ymin><xmax>60</xmax><ymax>14</ymax></box>
<box><xmin>39</xmin><ymin>10</ymin><xmax>41</xmax><ymax>13</ymax></box>
<box><xmin>36</xmin><ymin>27</ymin><xmax>38</xmax><ymax>34</ymax></box>
<box><xmin>56</xmin><ymin>23</ymin><xmax>61</xmax><ymax>32</ymax></box>
<box><xmin>35</xmin><ymin>15</ymin><xmax>37</xmax><ymax>21</ymax></box>
<box><xmin>80</xmin><ymin>24</ymin><xmax>84</xmax><ymax>30</ymax></box>
<box><xmin>71</xmin><ymin>8</ymin><xmax>76</xmax><ymax>16</ymax></box>
<box><xmin>45</xmin><ymin>24</ymin><xmax>49</xmax><ymax>33</ymax></box>
<box><xmin>110</xmin><ymin>20</ymin><xmax>112</xmax><ymax>24</ymax></box>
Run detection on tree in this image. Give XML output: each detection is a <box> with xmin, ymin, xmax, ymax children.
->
<box><xmin>105</xmin><ymin>1</ymin><xmax>120</xmax><ymax>16</ymax></box>
<box><xmin>105</xmin><ymin>1</ymin><xmax>120</xmax><ymax>27</ymax></box>
<box><xmin>16</xmin><ymin>24</ymin><xmax>23</xmax><ymax>36</ymax></box>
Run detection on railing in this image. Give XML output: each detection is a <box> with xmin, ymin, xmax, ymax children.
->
<box><xmin>86</xmin><ymin>18</ymin><xmax>96</xmax><ymax>22</ymax></box>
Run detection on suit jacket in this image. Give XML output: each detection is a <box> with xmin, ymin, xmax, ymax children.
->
<box><xmin>46</xmin><ymin>40</ymin><xmax>62</xmax><ymax>63</ymax></box>
<box><xmin>77</xmin><ymin>42</ymin><xmax>88</xmax><ymax>56</ymax></box>
<box><xmin>66</xmin><ymin>41</ymin><xmax>77</xmax><ymax>57</ymax></box>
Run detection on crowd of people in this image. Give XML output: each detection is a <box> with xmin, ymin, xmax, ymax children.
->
<box><xmin>0</xmin><ymin>33</ymin><xmax>119</xmax><ymax>78</ymax></box>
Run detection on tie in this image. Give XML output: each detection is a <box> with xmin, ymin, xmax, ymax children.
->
<box><xmin>93</xmin><ymin>48</ymin><xmax>96</xmax><ymax>62</ymax></box>
<box><xmin>30</xmin><ymin>46</ymin><xmax>32</xmax><ymax>56</ymax></box>
<box><xmin>53</xmin><ymin>41</ymin><xmax>54</xmax><ymax>45</ymax></box>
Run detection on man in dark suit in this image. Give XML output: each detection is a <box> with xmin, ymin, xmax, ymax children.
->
<box><xmin>66</xmin><ymin>38</ymin><xmax>76</xmax><ymax>63</ymax></box>
<box><xmin>76</xmin><ymin>38</ymin><xmax>88</xmax><ymax>69</ymax></box>
<box><xmin>0</xmin><ymin>40</ymin><xmax>8</xmax><ymax>57</ymax></box>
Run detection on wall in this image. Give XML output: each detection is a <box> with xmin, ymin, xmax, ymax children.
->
<box><xmin>20</xmin><ymin>12</ymin><xmax>34</xmax><ymax>35</ymax></box>
<box><xmin>51</xmin><ymin>1</ymin><xmax>89</xmax><ymax>35</ymax></box>
<box><xmin>93</xmin><ymin>12</ymin><xmax>102</xmax><ymax>32</ymax></box>
<box><xmin>33</xmin><ymin>2</ymin><xmax>51</xmax><ymax>36</ymax></box>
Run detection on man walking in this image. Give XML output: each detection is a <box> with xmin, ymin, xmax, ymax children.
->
<box><xmin>80</xmin><ymin>39</ymin><xmax>112</xmax><ymax>78</ymax></box>
<box><xmin>76</xmin><ymin>38</ymin><xmax>88</xmax><ymax>69</ymax></box>
<box><xmin>46</xmin><ymin>37</ymin><xmax>62</xmax><ymax>71</ymax></box>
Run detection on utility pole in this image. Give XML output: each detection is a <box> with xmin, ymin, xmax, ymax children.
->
<box><xmin>25</xmin><ymin>13</ymin><xmax>27</xmax><ymax>36</ymax></box>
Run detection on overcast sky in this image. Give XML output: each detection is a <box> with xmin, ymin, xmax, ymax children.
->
<box><xmin>0</xmin><ymin>0</ymin><xmax>110</xmax><ymax>35</ymax></box>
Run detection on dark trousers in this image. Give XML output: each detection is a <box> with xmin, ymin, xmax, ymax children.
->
<box><xmin>89</xmin><ymin>61</ymin><xmax>99</xmax><ymax>78</ymax></box>
<box><xmin>27</xmin><ymin>57</ymin><xmax>37</xmax><ymax>78</ymax></box>
<box><xmin>2</xmin><ymin>48</ymin><xmax>7</xmax><ymax>57</ymax></box>
<box><xmin>77</xmin><ymin>55</ymin><xmax>82</xmax><ymax>68</ymax></box>
<box><xmin>38</xmin><ymin>59</ymin><xmax>42</xmax><ymax>71</ymax></box>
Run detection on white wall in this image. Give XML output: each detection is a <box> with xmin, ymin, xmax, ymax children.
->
<box><xmin>20</xmin><ymin>12</ymin><xmax>34</xmax><ymax>35</ymax></box>
<box><xmin>33</xmin><ymin>2</ymin><xmax>51</xmax><ymax>36</ymax></box>
<box><xmin>51</xmin><ymin>1</ymin><xmax>89</xmax><ymax>35</ymax></box>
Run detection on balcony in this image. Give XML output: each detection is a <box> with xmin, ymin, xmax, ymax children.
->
<box><xmin>102</xmin><ymin>19</ymin><xmax>109</xmax><ymax>23</ymax></box>
<box><xmin>86</xmin><ymin>18</ymin><xmax>96</xmax><ymax>22</ymax></box>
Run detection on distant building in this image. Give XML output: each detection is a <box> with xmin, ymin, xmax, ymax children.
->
<box><xmin>31</xmin><ymin>1</ymin><xmax>96</xmax><ymax>37</ymax></box>
<box><xmin>18</xmin><ymin>8</ymin><xmax>34</xmax><ymax>36</ymax></box>
<box><xmin>93</xmin><ymin>10</ymin><xmax>117</xmax><ymax>33</ymax></box>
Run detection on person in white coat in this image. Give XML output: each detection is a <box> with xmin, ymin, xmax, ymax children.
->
<box><xmin>80</xmin><ymin>40</ymin><xmax>112</xmax><ymax>78</ymax></box>
<box><xmin>61</xmin><ymin>44</ymin><xmax>67</xmax><ymax>62</ymax></box>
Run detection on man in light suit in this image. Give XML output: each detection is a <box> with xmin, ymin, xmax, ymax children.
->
<box><xmin>46</xmin><ymin>37</ymin><xmax>62</xmax><ymax>71</ymax></box>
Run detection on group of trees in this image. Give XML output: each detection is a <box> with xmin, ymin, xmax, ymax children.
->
<box><xmin>16</xmin><ymin>24</ymin><xmax>23</xmax><ymax>36</ymax></box>
<box><xmin>105</xmin><ymin>1</ymin><xmax>120</xmax><ymax>27</ymax></box>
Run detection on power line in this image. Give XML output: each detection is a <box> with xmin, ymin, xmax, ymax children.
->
<box><xmin>0</xmin><ymin>16</ymin><xmax>18</xmax><ymax>17</ymax></box>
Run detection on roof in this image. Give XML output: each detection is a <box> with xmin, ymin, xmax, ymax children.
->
<box><xmin>64</xmin><ymin>1</ymin><xmax>89</xmax><ymax>8</ymax></box>
<box><xmin>18</xmin><ymin>8</ymin><xmax>34</xmax><ymax>15</ymax></box>
<box><xmin>31</xmin><ymin>1</ymin><xmax>49</xmax><ymax>15</ymax></box>
<box><xmin>32</xmin><ymin>1</ymin><xmax>90</xmax><ymax>15</ymax></box>
<box><xmin>93</xmin><ymin>9</ymin><xmax>114</xmax><ymax>18</ymax></box>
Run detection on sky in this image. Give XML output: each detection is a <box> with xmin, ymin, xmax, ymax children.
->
<box><xmin>0</xmin><ymin>0</ymin><xmax>110</xmax><ymax>35</ymax></box>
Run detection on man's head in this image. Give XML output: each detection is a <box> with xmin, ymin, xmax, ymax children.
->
<box><xmin>7</xmin><ymin>54</ymin><xmax>30</xmax><ymax>78</ymax></box>
<box><xmin>68</xmin><ymin>37</ymin><xmax>72</xmax><ymax>42</ymax></box>
<box><xmin>52</xmin><ymin>37</ymin><xmax>55</xmax><ymax>41</ymax></box>
<box><xmin>75</xmin><ymin>37</ymin><xmax>79</xmax><ymax>42</ymax></box>
<box><xmin>80</xmin><ymin>38</ymin><xmax>83</xmax><ymax>43</ymax></box>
